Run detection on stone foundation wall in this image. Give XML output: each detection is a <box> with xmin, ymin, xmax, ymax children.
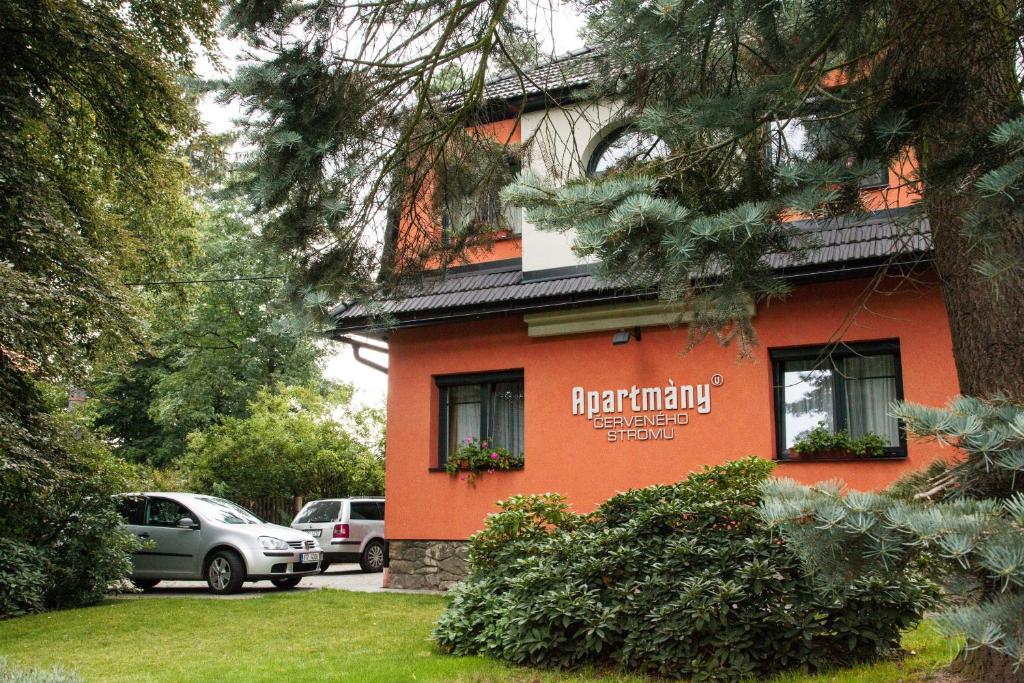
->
<box><xmin>387</xmin><ymin>540</ymin><xmax>468</xmax><ymax>591</ymax></box>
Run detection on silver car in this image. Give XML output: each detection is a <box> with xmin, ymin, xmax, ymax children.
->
<box><xmin>116</xmin><ymin>492</ymin><xmax>323</xmax><ymax>594</ymax></box>
<box><xmin>290</xmin><ymin>497</ymin><xmax>385</xmax><ymax>573</ymax></box>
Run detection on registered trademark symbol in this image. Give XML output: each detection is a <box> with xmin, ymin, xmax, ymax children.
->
<box><xmin>711</xmin><ymin>373</ymin><xmax>724</xmax><ymax>387</ymax></box>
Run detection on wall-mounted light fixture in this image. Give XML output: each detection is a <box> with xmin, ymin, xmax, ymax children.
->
<box><xmin>612</xmin><ymin>327</ymin><xmax>642</xmax><ymax>346</ymax></box>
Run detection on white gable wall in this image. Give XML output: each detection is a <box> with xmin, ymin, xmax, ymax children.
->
<box><xmin>518</xmin><ymin>99</ymin><xmax>627</xmax><ymax>273</ymax></box>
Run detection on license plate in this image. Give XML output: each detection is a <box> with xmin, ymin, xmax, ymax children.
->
<box><xmin>300</xmin><ymin>552</ymin><xmax>321</xmax><ymax>563</ymax></box>
<box><xmin>307</xmin><ymin>529</ymin><xmax>321</xmax><ymax>537</ymax></box>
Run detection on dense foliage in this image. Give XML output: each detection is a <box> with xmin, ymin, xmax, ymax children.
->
<box><xmin>182</xmin><ymin>384</ymin><xmax>384</xmax><ymax>502</ymax></box>
<box><xmin>0</xmin><ymin>539</ymin><xmax>47</xmax><ymax>618</ymax></box>
<box><xmin>1</xmin><ymin>0</ymin><xmax>216</xmax><ymax>615</ymax></box>
<box><xmin>762</xmin><ymin>397</ymin><xmax>1024</xmax><ymax>673</ymax></box>
<box><xmin>1</xmin><ymin>0</ymin><xmax>215</xmax><ymax>391</ymax></box>
<box><xmin>89</xmin><ymin>205</ymin><xmax>326</xmax><ymax>465</ymax></box>
<box><xmin>0</xmin><ymin>379</ymin><xmax>138</xmax><ymax>618</ymax></box>
<box><xmin>433</xmin><ymin>458</ymin><xmax>934</xmax><ymax>681</ymax></box>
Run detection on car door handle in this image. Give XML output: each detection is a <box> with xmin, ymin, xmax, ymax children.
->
<box><xmin>138</xmin><ymin>533</ymin><xmax>150</xmax><ymax>539</ymax></box>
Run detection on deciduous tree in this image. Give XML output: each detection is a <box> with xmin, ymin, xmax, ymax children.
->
<box><xmin>91</xmin><ymin>205</ymin><xmax>326</xmax><ymax>465</ymax></box>
<box><xmin>1</xmin><ymin>0</ymin><xmax>217</xmax><ymax>610</ymax></box>
<box><xmin>182</xmin><ymin>384</ymin><xmax>385</xmax><ymax>502</ymax></box>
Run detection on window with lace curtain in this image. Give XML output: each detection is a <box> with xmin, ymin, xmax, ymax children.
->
<box><xmin>440</xmin><ymin>155</ymin><xmax>522</xmax><ymax>241</ymax></box>
<box><xmin>436</xmin><ymin>370</ymin><xmax>524</xmax><ymax>467</ymax></box>
<box><xmin>771</xmin><ymin>341</ymin><xmax>907</xmax><ymax>459</ymax></box>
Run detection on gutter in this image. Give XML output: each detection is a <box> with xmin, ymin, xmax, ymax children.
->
<box><xmin>331</xmin><ymin>254</ymin><xmax>933</xmax><ymax>336</ymax></box>
<box><xmin>337</xmin><ymin>335</ymin><xmax>389</xmax><ymax>375</ymax></box>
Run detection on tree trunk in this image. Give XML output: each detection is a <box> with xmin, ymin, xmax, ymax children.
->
<box><xmin>901</xmin><ymin>0</ymin><xmax>1024</xmax><ymax>402</ymax></box>
<box><xmin>929</xmin><ymin>201</ymin><xmax>1024</xmax><ymax>400</ymax></box>
<box><xmin>899</xmin><ymin>3</ymin><xmax>1024</xmax><ymax>680</ymax></box>
<box><xmin>950</xmin><ymin>646</ymin><xmax>1024</xmax><ymax>683</ymax></box>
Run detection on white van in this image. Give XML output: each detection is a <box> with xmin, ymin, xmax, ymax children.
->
<box><xmin>290</xmin><ymin>497</ymin><xmax>385</xmax><ymax>573</ymax></box>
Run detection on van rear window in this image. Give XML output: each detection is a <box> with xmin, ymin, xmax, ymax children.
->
<box><xmin>350</xmin><ymin>502</ymin><xmax>384</xmax><ymax>521</ymax></box>
<box><xmin>295</xmin><ymin>500</ymin><xmax>341</xmax><ymax>523</ymax></box>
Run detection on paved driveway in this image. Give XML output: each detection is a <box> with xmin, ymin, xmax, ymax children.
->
<box><xmin>117</xmin><ymin>564</ymin><xmax>388</xmax><ymax>600</ymax></box>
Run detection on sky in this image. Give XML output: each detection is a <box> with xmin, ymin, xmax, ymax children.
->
<box><xmin>196</xmin><ymin>5</ymin><xmax>585</xmax><ymax>408</ymax></box>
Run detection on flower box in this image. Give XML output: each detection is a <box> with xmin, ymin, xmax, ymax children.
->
<box><xmin>788</xmin><ymin>425</ymin><xmax>889</xmax><ymax>461</ymax></box>
<box><xmin>445</xmin><ymin>438</ymin><xmax>524</xmax><ymax>484</ymax></box>
<box><xmin>787</xmin><ymin>447</ymin><xmax>857</xmax><ymax>461</ymax></box>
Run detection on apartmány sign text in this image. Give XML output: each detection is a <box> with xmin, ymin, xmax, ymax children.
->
<box><xmin>571</xmin><ymin>375</ymin><xmax>723</xmax><ymax>443</ymax></box>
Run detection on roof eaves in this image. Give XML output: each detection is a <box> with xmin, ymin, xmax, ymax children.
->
<box><xmin>439</xmin><ymin>47</ymin><xmax>602</xmax><ymax>110</ymax></box>
<box><xmin>332</xmin><ymin>210</ymin><xmax>932</xmax><ymax>333</ymax></box>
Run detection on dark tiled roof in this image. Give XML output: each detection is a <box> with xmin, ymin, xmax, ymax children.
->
<box><xmin>768</xmin><ymin>210</ymin><xmax>931</xmax><ymax>268</ymax></box>
<box><xmin>439</xmin><ymin>48</ymin><xmax>601</xmax><ymax>109</ymax></box>
<box><xmin>333</xmin><ymin>210</ymin><xmax>931</xmax><ymax>333</ymax></box>
<box><xmin>478</xmin><ymin>47</ymin><xmax>601</xmax><ymax>102</ymax></box>
<box><xmin>374</xmin><ymin>266</ymin><xmax>610</xmax><ymax>312</ymax></box>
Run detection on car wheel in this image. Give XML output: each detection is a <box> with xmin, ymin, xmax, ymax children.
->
<box><xmin>270</xmin><ymin>577</ymin><xmax>302</xmax><ymax>590</ymax></box>
<box><xmin>132</xmin><ymin>579</ymin><xmax>160</xmax><ymax>591</ymax></box>
<box><xmin>205</xmin><ymin>549</ymin><xmax>245</xmax><ymax>594</ymax></box>
<box><xmin>360</xmin><ymin>539</ymin><xmax>385</xmax><ymax>573</ymax></box>
<box><xmin>319</xmin><ymin>562</ymin><xmax>331</xmax><ymax>574</ymax></box>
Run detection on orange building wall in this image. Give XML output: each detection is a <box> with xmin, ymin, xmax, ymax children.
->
<box><xmin>454</xmin><ymin>118</ymin><xmax>523</xmax><ymax>264</ymax></box>
<box><xmin>401</xmin><ymin>118</ymin><xmax>523</xmax><ymax>270</ymax></box>
<box><xmin>402</xmin><ymin>111</ymin><xmax>919</xmax><ymax>270</ymax></box>
<box><xmin>383</xmin><ymin>275</ymin><xmax>959</xmax><ymax>541</ymax></box>
<box><xmin>863</xmin><ymin>149</ymin><xmax>922</xmax><ymax>211</ymax></box>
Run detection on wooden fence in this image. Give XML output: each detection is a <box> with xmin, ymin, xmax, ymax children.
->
<box><xmin>242</xmin><ymin>496</ymin><xmax>305</xmax><ymax>526</ymax></box>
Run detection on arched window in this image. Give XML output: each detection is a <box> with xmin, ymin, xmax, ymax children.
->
<box><xmin>586</xmin><ymin>126</ymin><xmax>670</xmax><ymax>176</ymax></box>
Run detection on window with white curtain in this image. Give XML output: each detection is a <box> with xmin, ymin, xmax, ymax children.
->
<box><xmin>441</xmin><ymin>155</ymin><xmax>522</xmax><ymax>240</ymax></box>
<box><xmin>436</xmin><ymin>371</ymin><xmax>525</xmax><ymax>466</ymax></box>
<box><xmin>771</xmin><ymin>341</ymin><xmax>905</xmax><ymax>458</ymax></box>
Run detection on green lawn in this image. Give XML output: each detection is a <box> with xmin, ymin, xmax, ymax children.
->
<box><xmin>0</xmin><ymin>590</ymin><xmax>960</xmax><ymax>682</ymax></box>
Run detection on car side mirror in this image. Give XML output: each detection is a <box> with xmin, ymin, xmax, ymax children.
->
<box><xmin>176</xmin><ymin>517</ymin><xmax>198</xmax><ymax>530</ymax></box>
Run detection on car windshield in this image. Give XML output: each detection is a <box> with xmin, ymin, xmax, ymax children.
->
<box><xmin>191</xmin><ymin>496</ymin><xmax>263</xmax><ymax>524</ymax></box>
<box><xmin>294</xmin><ymin>500</ymin><xmax>341</xmax><ymax>524</ymax></box>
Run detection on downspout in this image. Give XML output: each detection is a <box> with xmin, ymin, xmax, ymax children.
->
<box><xmin>337</xmin><ymin>335</ymin><xmax>389</xmax><ymax>375</ymax></box>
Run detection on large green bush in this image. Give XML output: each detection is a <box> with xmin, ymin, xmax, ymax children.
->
<box><xmin>182</xmin><ymin>384</ymin><xmax>384</xmax><ymax>501</ymax></box>
<box><xmin>1</xmin><ymin>373</ymin><xmax>138</xmax><ymax>618</ymax></box>
<box><xmin>433</xmin><ymin>458</ymin><xmax>936</xmax><ymax>681</ymax></box>
<box><xmin>0</xmin><ymin>540</ymin><xmax>48</xmax><ymax>617</ymax></box>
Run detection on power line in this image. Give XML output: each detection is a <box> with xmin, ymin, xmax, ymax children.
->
<box><xmin>124</xmin><ymin>275</ymin><xmax>288</xmax><ymax>286</ymax></box>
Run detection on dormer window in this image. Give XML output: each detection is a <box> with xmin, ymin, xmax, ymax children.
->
<box><xmin>587</xmin><ymin>126</ymin><xmax>670</xmax><ymax>176</ymax></box>
<box><xmin>440</xmin><ymin>154</ymin><xmax>522</xmax><ymax>242</ymax></box>
<box><xmin>442</xmin><ymin>194</ymin><xmax>522</xmax><ymax>240</ymax></box>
